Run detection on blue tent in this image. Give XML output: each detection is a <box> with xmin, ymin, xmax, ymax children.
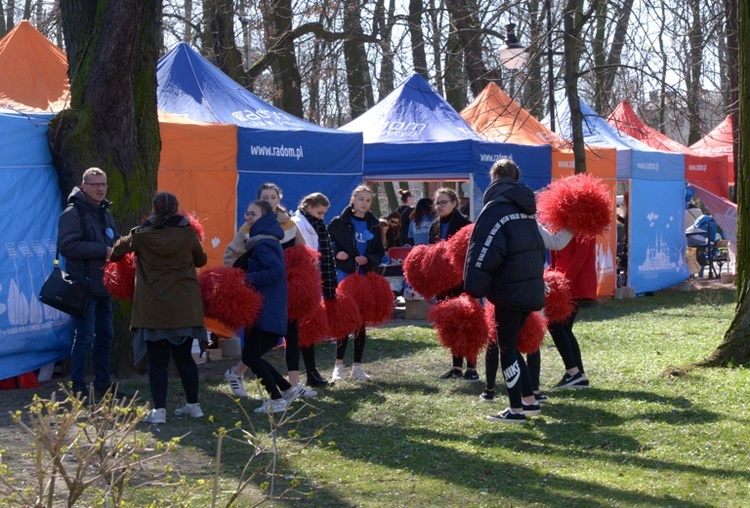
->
<box><xmin>0</xmin><ymin>108</ymin><xmax>71</xmax><ymax>380</ymax></box>
<box><xmin>553</xmin><ymin>100</ymin><xmax>690</xmax><ymax>293</ymax></box>
<box><xmin>157</xmin><ymin>43</ymin><xmax>364</xmax><ymax>221</ymax></box>
<box><xmin>339</xmin><ymin>74</ymin><xmax>551</xmax><ymax>213</ymax></box>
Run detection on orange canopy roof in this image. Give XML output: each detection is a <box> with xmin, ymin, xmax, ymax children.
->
<box><xmin>461</xmin><ymin>82</ymin><xmax>568</xmax><ymax>149</ymax></box>
<box><xmin>0</xmin><ymin>21</ymin><xmax>70</xmax><ymax>111</ymax></box>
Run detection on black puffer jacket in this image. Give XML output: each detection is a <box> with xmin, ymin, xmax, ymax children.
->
<box><xmin>327</xmin><ymin>205</ymin><xmax>384</xmax><ymax>275</ymax></box>
<box><xmin>57</xmin><ymin>187</ymin><xmax>119</xmax><ymax>297</ymax></box>
<box><xmin>428</xmin><ymin>209</ymin><xmax>471</xmax><ymax>244</ymax></box>
<box><xmin>464</xmin><ymin>178</ymin><xmax>545</xmax><ymax>311</ymax></box>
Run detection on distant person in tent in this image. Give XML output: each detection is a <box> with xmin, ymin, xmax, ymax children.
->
<box><xmin>464</xmin><ymin>159</ymin><xmax>546</xmax><ymax>423</ymax></box>
<box><xmin>430</xmin><ymin>188</ymin><xmax>476</xmax><ymax>382</ymax></box>
<box><xmin>328</xmin><ymin>185</ymin><xmax>385</xmax><ymax>381</ymax></box>
<box><xmin>291</xmin><ymin>192</ymin><xmax>337</xmax><ymax>387</ymax></box>
<box><xmin>57</xmin><ymin>167</ymin><xmax>127</xmax><ymax>401</ymax></box>
<box><xmin>396</xmin><ymin>189</ymin><xmax>415</xmax><ymax>245</ymax></box>
<box><xmin>110</xmin><ymin>192</ymin><xmax>207</xmax><ymax>424</ymax></box>
<box><xmin>384</xmin><ymin>211</ymin><xmax>403</xmax><ymax>250</ymax></box>
<box><xmin>407</xmin><ymin>198</ymin><xmax>435</xmax><ymax>246</ymax></box>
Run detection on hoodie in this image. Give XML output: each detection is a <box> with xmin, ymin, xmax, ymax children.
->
<box><xmin>463</xmin><ymin>178</ymin><xmax>546</xmax><ymax>311</ymax></box>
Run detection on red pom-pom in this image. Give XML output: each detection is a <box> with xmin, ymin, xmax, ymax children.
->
<box><xmin>403</xmin><ymin>244</ymin><xmax>433</xmax><ymax>299</ymax></box>
<box><xmin>518</xmin><ymin>311</ymin><xmax>547</xmax><ymax>354</ymax></box>
<box><xmin>285</xmin><ymin>245</ymin><xmax>323</xmax><ymax>321</ymax></box>
<box><xmin>420</xmin><ymin>241</ymin><xmax>463</xmax><ymax>298</ymax></box>
<box><xmin>365</xmin><ymin>272</ymin><xmax>394</xmax><ymax>326</ymax></box>
<box><xmin>485</xmin><ymin>302</ymin><xmax>498</xmax><ymax>342</ymax></box>
<box><xmin>324</xmin><ymin>293</ymin><xmax>362</xmax><ymax>338</ymax></box>
<box><xmin>299</xmin><ymin>302</ymin><xmax>329</xmax><ymax>347</ymax></box>
<box><xmin>536</xmin><ymin>173</ymin><xmax>612</xmax><ymax>237</ymax></box>
<box><xmin>337</xmin><ymin>274</ymin><xmax>369</xmax><ymax>324</ymax></box>
<box><xmin>446</xmin><ymin>223</ymin><xmax>474</xmax><ymax>271</ymax></box>
<box><xmin>427</xmin><ymin>295</ymin><xmax>489</xmax><ymax>359</ymax></box>
<box><xmin>182</xmin><ymin>211</ymin><xmax>205</xmax><ymax>241</ymax></box>
<box><xmin>103</xmin><ymin>253</ymin><xmax>136</xmax><ymax>300</ymax></box>
<box><xmin>198</xmin><ymin>266</ymin><xmax>262</xmax><ymax>330</ymax></box>
<box><xmin>544</xmin><ymin>268</ymin><xmax>575</xmax><ymax>324</ymax></box>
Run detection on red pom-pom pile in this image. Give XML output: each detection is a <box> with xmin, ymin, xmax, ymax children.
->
<box><xmin>403</xmin><ymin>244</ymin><xmax>433</xmax><ymax>299</ymax></box>
<box><xmin>299</xmin><ymin>302</ymin><xmax>329</xmax><ymax>347</ymax></box>
<box><xmin>365</xmin><ymin>272</ymin><xmax>394</xmax><ymax>325</ymax></box>
<box><xmin>103</xmin><ymin>252</ymin><xmax>136</xmax><ymax>300</ymax></box>
<box><xmin>198</xmin><ymin>266</ymin><xmax>262</xmax><ymax>330</ymax></box>
<box><xmin>544</xmin><ymin>268</ymin><xmax>575</xmax><ymax>324</ymax></box>
<box><xmin>285</xmin><ymin>245</ymin><xmax>323</xmax><ymax>321</ymax></box>
<box><xmin>182</xmin><ymin>211</ymin><xmax>205</xmax><ymax>241</ymax></box>
<box><xmin>325</xmin><ymin>293</ymin><xmax>362</xmax><ymax>338</ymax></box>
<box><xmin>536</xmin><ymin>173</ymin><xmax>612</xmax><ymax>237</ymax></box>
<box><xmin>446</xmin><ymin>223</ymin><xmax>474</xmax><ymax>271</ymax></box>
<box><xmin>427</xmin><ymin>295</ymin><xmax>489</xmax><ymax>359</ymax></box>
<box><xmin>518</xmin><ymin>311</ymin><xmax>548</xmax><ymax>354</ymax></box>
<box><xmin>421</xmin><ymin>241</ymin><xmax>463</xmax><ymax>297</ymax></box>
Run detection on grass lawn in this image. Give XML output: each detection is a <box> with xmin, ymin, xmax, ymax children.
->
<box><xmin>3</xmin><ymin>286</ymin><xmax>749</xmax><ymax>507</ymax></box>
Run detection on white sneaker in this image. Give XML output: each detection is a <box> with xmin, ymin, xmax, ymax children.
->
<box><xmin>350</xmin><ymin>365</ymin><xmax>370</xmax><ymax>380</ymax></box>
<box><xmin>225</xmin><ymin>369</ymin><xmax>248</xmax><ymax>398</ymax></box>
<box><xmin>143</xmin><ymin>408</ymin><xmax>166</xmax><ymax>424</ymax></box>
<box><xmin>282</xmin><ymin>383</ymin><xmax>318</xmax><ymax>403</ymax></box>
<box><xmin>331</xmin><ymin>364</ymin><xmax>346</xmax><ymax>382</ymax></box>
<box><xmin>254</xmin><ymin>398</ymin><xmax>287</xmax><ymax>414</ymax></box>
<box><xmin>174</xmin><ymin>402</ymin><xmax>204</xmax><ymax>418</ymax></box>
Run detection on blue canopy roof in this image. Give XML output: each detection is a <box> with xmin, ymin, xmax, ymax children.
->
<box><xmin>0</xmin><ymin>108</ymin><xmax>71</xmax><ymax>379</ymax></box>
<box><xmin>157</xmin><ymin>43</ymin><xmax>363</xmax><ymax>219</ymax></box>
<box><xmin>340</xmin><ymin>74</ymin><xmax>551</xmax><ymax>193</ymax></box>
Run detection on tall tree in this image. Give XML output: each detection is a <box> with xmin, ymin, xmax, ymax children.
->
<box><xmin>0</xmin><ymin>0</ymin><xmax>6</xmax><ymax>38</ymax></box>
<box><xmin>204</xmin><ymin>0</ymin><xmax>247</xmax><ymax>86</ymax></box>
<box><xmin>692</xmin><ymin>0</ymin><xmax>749</xmax><ymax>368</ymax></box>
<box><xmin>685</xmin><ymin>0</ymin><xmax>704</xmax><ymax>144</ymax></box>
<box><xmin>343</xmin><ymin>0</ymin><xmax>374</xmax><ymax>118</ymax></box>
<box><xmin>48</xmin><ymin>0</ymin><xmax>162</xmax><ymax>375</ymax></box>
<box><xmin>408</xmin><ymin>0</ymin><xmax>428</xmax><ymax>79</ymax></box>
<box><xmin>591</xmin><ymin>0</ymin><xmax>634</xmax><ymax>113</ymax></box>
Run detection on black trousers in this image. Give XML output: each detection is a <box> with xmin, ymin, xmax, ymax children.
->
<box><xmin>242</xmin><ymin>328</ymin><xmax>292</xmax><ymax>400</ymax></box>
<box><xmin>147</xmin><ymin>338</ymin><xmax>199</xmax><ymax>409</ymax></box>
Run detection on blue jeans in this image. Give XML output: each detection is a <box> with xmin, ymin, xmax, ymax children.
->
<box><xmin>70</xmin><ymin>296</ymin><xmax>114</xmax><ymax>394</ymax></box>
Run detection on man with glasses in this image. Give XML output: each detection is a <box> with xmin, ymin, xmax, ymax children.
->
<box><xmin>57</xmin><ymin>167</ymin><xmax>126</xmax><ymax>401</ymax></box>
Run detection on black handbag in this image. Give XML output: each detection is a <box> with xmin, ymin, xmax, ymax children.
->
<box><xmin>39</xmin><ymin>259</ymin><xmax>90</xmax><ymax>318</ymax></box>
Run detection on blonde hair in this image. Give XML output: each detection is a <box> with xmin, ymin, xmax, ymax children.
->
<box><xmin>351</xmin><ymin>185</ymin><xmax>374</xmax><ymax>200</ymax></box>
<box><xmin>299</xmin><ymin>192</ymin><xmax>330</xmax><ymax>209</ymax></box>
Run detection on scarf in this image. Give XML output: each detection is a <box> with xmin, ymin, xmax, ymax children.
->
<box><xmin>301</xmin><ymin>208</ymin><xmax>338</xmax><ymax>300</ymax></box>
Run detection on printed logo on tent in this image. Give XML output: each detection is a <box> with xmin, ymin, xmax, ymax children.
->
<box><xmin>479</xmin><ymin>153</ymin><xmax>515</xmax><ymax>163</ymax></box>
<box><xmin>635</xmin><ymin>162</ymin><xmax>660</xmax><ymax>171</ymax></box>
<box><xmin>231</xmin><ymin>109</ymin><xmax>300</xmax><ymax>127</ymax></box>
<box><xmin>557</xmin><ymin>161</ymin><xmax>575</xmax><ymax>169</ymax></box>
<box><xmin>636</xmin><ymin>214</ymin><xmax>684</xmax><ymax>273</ymax></box>
<box><xmin>687</xmin><ymin>164</ymin><xmax>707</xmax><ymax>173</ymax></box>
<box><xmin>596</xmin><ymin>242</ymin><xmax>615</xmax><ymax>275</ymax></box>
<box><xmin>381</xmin><ymin>121</ymin><xmax>426</xmax><ymax>137</ymax></box>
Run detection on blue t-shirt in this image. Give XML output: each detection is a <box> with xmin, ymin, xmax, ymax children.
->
<box><xmin>352</xmin><ymin>215</ymin><xmax>372</xmax><ymax>256</ymax></box>
<box><xmin>408</xmin><ymin>215</ymin><xmax>432</xmax><ymax>245</ymax></box>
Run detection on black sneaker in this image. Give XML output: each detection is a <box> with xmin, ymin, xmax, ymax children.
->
<box><xmin>486</xmin><ymin>408</ymin><xmax>526</xmax><ymax>423</ymax></box>
<box><xmin>462</xmin><ymin>370</ymin><xmax>480</xmax><ymax>383</ymax></box>
<box><xmin>575</xmin><ymin>378</ymin><xmax>590</xmax><ymax>388</ymax></box>
<box><xmin>479</xmin><ymin>389</ymin><xmax>495</xmax><ymax>403</ymax></box>
<box><xmin>534</xmin><ymin>392</ymin><xmax>549</xmax><ymax>403</ymax></box>
<box><xmin>307</xmin><ymin>370</ymin><xmax>332</xmax><ymax>387</ymax></box>
<box><xmin>521</xmin><ymin>402</ymin><xmax>541</xmax><ymax>415</ymax></box>
<box><xmin>439</xmin><ymin>368</ymin><xmax>463</xmax><ymax>380</ymax></box>
<box><xmin>552</xmin><ymin>371</ymin><xmax>585</xmax><ymax>389</ymax></box>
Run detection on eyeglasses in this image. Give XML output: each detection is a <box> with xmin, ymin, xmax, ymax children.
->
<box><xmin>435</xmin><ymin>200</ymin><xmax>451</xmax><ymax>206</ymax></box>
<box><xmin>390</xmin><ymin>220</ymin><xmax>400</xmax><ymax>226</ymax></box>
<box><xmin>84</xmin><ymin>182</ymin><xmax>108</xmax><ymax>188</ymax></box>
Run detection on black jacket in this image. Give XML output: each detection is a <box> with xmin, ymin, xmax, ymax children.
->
<box><xmin>328</xmin><ymin>205</ymin><xmax>385</xmax><ymax>275</ymax></box>
<box><xmin>429</xmin><ymin>209</ymin><xmax>471</xmax><ymax>244</ymax></box>
<box><xmin>57</xmin><ymin>187</ymin><xmax>119</xmax><ymax>297</ymax></box>
<box><xmin>464</xmin><ymin>178</ymin><xmax>546</xmax><ymax>311</ymax></box>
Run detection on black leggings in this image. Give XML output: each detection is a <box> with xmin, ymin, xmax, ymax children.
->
<box><xmin>452</xmin><ymin>355</ymin><xmax>477</xmax><ymax>370</ymax></box>
<box><xmin>285</xmin><ymin>320</ymin><xmax>318</xmax><ymax>373</ymax></box>
<box><xmin>549</xmin><ymin>304</ymin><xmax>584</xmax><ymax>373</ymax></box>
<box><xmin>147</xmin><ymin>338</ymin><xmax>199</xmax><ymax>409</ymax></box>
<box><xmin>486</xmin><ymin>341</ymin><xmax>540</xmax><ymax>392</ymax></box>
<box><xmin>336</xmin><ymin>326</ymin><xmax>366</xmax><ymax>363</ymax></box>
<box><xmin>242</xmin><ymin>328</ymin><xmax>292</xmax><ymax>400</ymax></box>
<box><xmin>494</xmin><ymin>306</ymin><xmax>533</xmax><ymax>408</ymax></box>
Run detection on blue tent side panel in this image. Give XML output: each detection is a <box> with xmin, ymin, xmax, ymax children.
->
<box><xmin>237</xmin><ymin>129</ymin><xmax>363</xmax><ymax>221</ymax></box>
<box><xmin>0</xmin><ymin>110</ymin><xmax>71</xmax><ymax>379</ymax></box>
<box><xmin>361</xmin><ymin>140</ymin><xmax>474</xmax><ymax>181</ymax></box>
<box><xmin>474</xmin><ymin>141</ymin><xmax>552</xmax><ymax>192</ymax></box>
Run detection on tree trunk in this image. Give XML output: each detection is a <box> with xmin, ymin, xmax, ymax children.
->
<box><xmin>205</xmin><ymin>0</ymin><xmax>247</xmax><ymax>87</ymax></box>
<box><xmin>693</xmin><ymin>0</ymin><xmax>748</xmax><ymax>368</ymax></box>
<box><xmin>444</xmin><ymin>0</ymin><xmax>499</xmax><ymax>97</ymax></box>
<box><xmin>5</xmin><ymin>0</ymin><xmax>14</xmax><ymax>29</ymax></box>
<box><xmin>408</xmin><ymin>0</ymin><xmax>428</xmax><ymax>80</ymax></box>
<box><xmin>0</xmin><ymin>0</ymin><xmax>6</xmax><ymax>38</ymax></box>
<box><xmin>725</xmin><ymin>0</ymin><xmax>739</xmax><ymax>188</ymax></box>
<box><xmin>383</xmin><ymin>182</ymin><xmax>398</xmax><ymax>213</ymax></box>
<box><xmin>49</xmin><ymin>0</ymin><xmax>162</xmax><ymax>377</ymax></box>
<box><xmin>592</xmin><ymin>0</ymin><xmax>633</xmax><ymax>113</ymax></box>
<box><xmin>444</xmin><ymin>19</ymin><xmax>467</xmax><ymax>112</ymax></box>
<box><xmin>686</xmin><ymin>0</ymin><xmax>704</xmax><ymax>145</ymax></box>
<box><xmin>563</xmin><ymin>0</ymin><xmax>588</xmax><ymax>174</ymax></box>
<box><xmin>375</xmin><ymin>0</ymin><xmax>396</xmax><ymax>98</ymax></box>
<box><xmin>343</xmin><ymin>0</ymin><xmax>374</xmax><ymax>119</ymax></box>
<box><xmin>427</xmin><ymin>0</ymin><xmax>444</xmax><ymax>95</ymax></box>
<box><xmin>525</xmin><ymin>0</ymin><xmax>545</xmax><ymax>120</ymax></box>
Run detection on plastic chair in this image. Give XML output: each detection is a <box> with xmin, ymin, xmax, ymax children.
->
<box><xmin>387</xmin><ymin>246</ymin><xmax>412</xmax><ymax>262</ymax></box>
<box><xmin>712</xmin><ymin>239</ymin><xmax>729</xmax><ymax>276</ymax></box>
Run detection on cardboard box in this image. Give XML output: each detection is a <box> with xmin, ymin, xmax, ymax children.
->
<box><xmin>405</xmin><ymin>299</ymin><xmax>429</xmax><ymax>320</ymax></box>
<box><xmin>207</xmin><ymin>349</ymin><xmax>223</xmax><ymax>361</ymax></box>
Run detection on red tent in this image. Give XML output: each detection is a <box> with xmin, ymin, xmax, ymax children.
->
<box><xmin>690</xmin><ymin>115</ymin><xmax>734</xmax><ymax>186</ymax></box>
<box><xmin>608</xmin><ymin>101</ymin><xmax>729</xmax><ymax>198</ymax></box>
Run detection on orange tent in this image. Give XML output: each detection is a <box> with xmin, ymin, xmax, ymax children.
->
<box><xmin>608</xmin><ymin>101</ymin><xmax>728</xmax><ymax>198</ymax></box>
<box><xmin>690</xmin><ymin>115</ymin><xmax>734</xmax><ymax>185</ymax></box>
<box><xmin>462</xmin><ymin>83</ymin><xmax>618</xmax><ymax>297</ymax></box>
<box><xmin>0</xmin><ymin>21</ymin><xmax>70</xmax><ymax>111</ymax></box>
